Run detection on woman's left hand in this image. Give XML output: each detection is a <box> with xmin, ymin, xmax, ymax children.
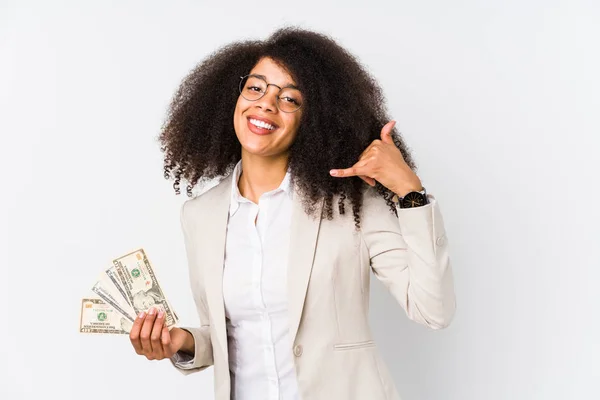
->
<box><xmin>329</xmin><ymin>121</ymin><xmax>423</xmax><ymax>197</ymax></box>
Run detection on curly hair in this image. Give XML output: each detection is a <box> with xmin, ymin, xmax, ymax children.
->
<box><xmin>159</xmin><ymin>27</ymin><xmax>417</xmax><ymax>228</ymax></box>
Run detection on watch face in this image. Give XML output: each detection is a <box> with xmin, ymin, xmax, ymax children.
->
<box><xmin>401</xmin><ymin>192</ymin><xmax>427</xmax><ymax>208</ymax></box>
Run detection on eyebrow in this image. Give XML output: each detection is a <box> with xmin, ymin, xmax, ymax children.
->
<box><xmin>250</xmin><ymin>74</ymin><xmax>299</xmax><ymax>90</ymax></box>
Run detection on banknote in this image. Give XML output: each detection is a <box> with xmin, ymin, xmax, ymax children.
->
<box><xmin>91</xmin><ymin>272</ymin><xmax>137</xmax><ymax>323</ymax></box>
<box><xmin>113</xmin><ymin>249</ymin><xmax>178</xmax><ymax>327</ymax></box>
<box><xmin>105</xmin><ymin>265</ymin><xmax>131</xmax><ymax>307</ymax></box>
<box><xmin>79</xmin><ymin>297</ymin><xmax>133</xmax><ymax>334</ymax></box>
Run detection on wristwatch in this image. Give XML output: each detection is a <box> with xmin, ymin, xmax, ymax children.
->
<box><xmin>397</xmin><ymin>187</ymin><xmax>429</xmax><ymax>208</ymax></box>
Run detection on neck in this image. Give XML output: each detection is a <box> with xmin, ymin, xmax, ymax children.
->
<box><xmin>238</xmin><ymin>152</ymin><xmax>289</xmax><ymax>204</ymax></box>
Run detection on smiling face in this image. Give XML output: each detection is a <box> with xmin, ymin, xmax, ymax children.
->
<box><xmin>233</xmin><ymin>57</ymin><xmax>303</xmax><ymax>161</ymax></box>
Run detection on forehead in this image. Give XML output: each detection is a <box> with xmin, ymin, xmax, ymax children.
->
<box><xmin>249</xmin><ymin>57</ymin><xmax>296</xmax><ymax>86</ymax></box>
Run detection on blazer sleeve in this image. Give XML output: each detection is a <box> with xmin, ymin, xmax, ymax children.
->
<box><xmin>169</xmin><ymin>200</ymin><xmax>214</xmax><ymax>374</ymax></box>
<box><xmin>360</xmin><ymin>189</ymin><xmax>456</xmax><ymax>329</ymax></box>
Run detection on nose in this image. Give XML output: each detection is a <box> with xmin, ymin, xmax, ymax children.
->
<box><xmin>254</xmin><ymin>84</ymin><xmax>279</xmax><ymax>113</ymax></box>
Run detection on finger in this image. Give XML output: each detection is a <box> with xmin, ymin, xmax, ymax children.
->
<box><xmin>129</xmin><ymin>311</ymin><xmax>147</xmax><ymax>355</ymax></box>
<box><xmin>359</xmin><ymin>175</ymin><xmax>376</xmax><ymax>186</ymax></box>
<box><xmin>161</xmin><ymin>325</ymin><xmax>174</xmax><ymax>358</ymax></box>
<box><xmin>140</xmin><ymin>307</ymin><xmax>158</xmax><ymax>357</ymax></box>
<box><xmin>330</xmin><ymin>164</ymin><xmax>368</xmax><ymax>178</ymax></box>
<box><xmin>380</xmin><ymin>120</ymin><xmax>396</xmax><ymax>144</ymax></box>
<box><xmin>150</xmin><ymin>309</ymin><xmax>166</xmax><ymax>359</ymax></box>
<box><xmin>331</xmin><ymin>157</ymin><xmax>373</xmax><ymax>178</ymax></box>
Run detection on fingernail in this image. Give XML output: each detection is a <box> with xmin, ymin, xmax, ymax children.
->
<box><xmin>330</xmin><ymin>170</ymin><xmax>338</xmax><ymax>176</ymax></box>
<box><xmin>158</xmin><ymin>310</ymin><xmax>164</xmax><ymax>318</ymax></box>
<box><xmin>148</xmin><ymin>308</ymin><xmax>156</xmax><ymax>315</ymax></box>
<box><xmin>138</xmin><ymin>311</ymin><xmax>146</xmax><ymax>319</ymax></box>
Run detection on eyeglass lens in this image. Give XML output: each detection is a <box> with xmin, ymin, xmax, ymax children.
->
<box><xmin>239</xmin><ymin>75</ymin><xmax>302</xmax><ymax>113</ymax></box>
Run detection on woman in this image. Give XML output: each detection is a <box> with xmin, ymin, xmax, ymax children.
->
<box><xmin>129</xmin><ymin>27</ymin><xmax>455</xmax><ymax>400</ymax></box>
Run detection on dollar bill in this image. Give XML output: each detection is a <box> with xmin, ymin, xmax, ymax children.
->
<box><xmin>105</xmin><ymin>265</ymin><xmax>131</xmax><ymax>307</ymax></box>
<box><xmin>91</xmin><ymin>272</ymin><xmax>137</xmax><ymax>323</ymax></box>
<box><xmin>79</xmin><ymin>297</ymin><xmax>133</xmax><ymax>334</ymax></box>
<box><xmin>113</xmin><ymin>248</ymin><xmax>178</xmax><ymax>327</ymax></box>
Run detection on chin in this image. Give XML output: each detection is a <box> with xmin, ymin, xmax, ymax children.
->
<box><xmin>237</xmin><ymin>135</ymin><xmax>273</xmax><ymax>155</ymax></box>
<box><xmin>242</xmin><ymin>146</ymin><xmax>276</xmax><ymax>158</ymax></box>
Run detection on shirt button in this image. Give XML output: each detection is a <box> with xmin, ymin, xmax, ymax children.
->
<box><xmin>436</xmin><ymin>236</ymin><xmax>446</xmax><ymax>246</ymax></box>
<box><xmin>294</xmin><ymin>344</ymin><xmax>303</xmax><ymax>357</ymax></box>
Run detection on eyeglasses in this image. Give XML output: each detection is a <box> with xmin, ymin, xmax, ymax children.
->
<box><xmin>239</xmin><ymin>74</ymin><xmax>303</xmax><ymax>113</ymax></box>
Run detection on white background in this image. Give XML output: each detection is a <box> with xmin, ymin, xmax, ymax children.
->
<box><xmin>1</xmin><ymin>1</ymin><xmax>598</xmax><ymax>399</ymax></box>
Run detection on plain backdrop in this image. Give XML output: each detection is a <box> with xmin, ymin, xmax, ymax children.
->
<box><xmin>1</xmin><ymin>1</ymin><xmax>598</xmax><ymax>399</ymax></box>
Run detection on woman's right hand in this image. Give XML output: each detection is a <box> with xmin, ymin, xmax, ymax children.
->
<box><xmin>129</xmin><ymin>307</ymin><xmax>194</xmax><ymax>360</ymax></box>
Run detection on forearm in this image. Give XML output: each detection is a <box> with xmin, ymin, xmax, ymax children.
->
<box><xmin>170</xmin><ymin>326</ymin><xmax>213</xmax><ymax>374</ymax></box>
<box><xmin>178</xmin><ymin>328</ymin><xmax>196</xmax><ymax>356</ymax></box>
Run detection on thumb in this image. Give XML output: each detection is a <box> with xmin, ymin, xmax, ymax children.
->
<box><xmin>380</xmin><ymin>120</ymin><xmax>396</xmax><ymax>144</ymax></box>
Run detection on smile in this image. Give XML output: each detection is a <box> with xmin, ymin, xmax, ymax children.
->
<box><xmin>249</xmin><ymin>118</ymin><xmax>276</xmax><ymax>130</ymax></box>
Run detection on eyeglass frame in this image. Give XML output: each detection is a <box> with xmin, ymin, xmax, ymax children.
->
<box><xmin>238</xmin><ymin>74</ymin><xmax>303</xmax><ymax>113</ymax></box>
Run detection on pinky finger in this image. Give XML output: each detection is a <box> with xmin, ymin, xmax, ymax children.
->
<box><xmin>161</xmin><ymin>325</ymin><xmax>173</xmax><ymax>357</ymax></box>
<box><xmin>359</xmin><ymin>175</ymin><xmax>376</xmax><ymax>186</ymax></box>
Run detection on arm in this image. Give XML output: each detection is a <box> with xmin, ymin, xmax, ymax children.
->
<box><xmin>169</xmin><ymin>327</ymin><xmax>212</xmax><ymax>373</ymax></box>
<box><xmin>361</xmin><ymin>190</ymin><xmax>456</xmax><ymax>329</ymax></box>
<box><xmin>170</xmin><ymin>200</ymin><xmax>214</xmax><ymax>373</ymax></box>
<box><xmin>330</xmin><ymin>120</ymin><xmax>455</xmax><ymax>329</ymax></box>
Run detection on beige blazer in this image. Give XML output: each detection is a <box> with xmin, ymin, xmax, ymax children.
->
<box><xmin>174</xmin><ymin>174</ymin><xmax>455</xmax><ymax>400</ymax></box>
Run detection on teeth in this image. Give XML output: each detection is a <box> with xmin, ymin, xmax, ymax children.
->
<box><xmin>250</xmin><ymin>118</ymin><xmax>275</xmax><ymax>130</ymax></box>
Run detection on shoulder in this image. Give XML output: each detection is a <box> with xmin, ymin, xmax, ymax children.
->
<box><xmin>361</xmin><ymin>186</ymin><xmax>396</xmax><ymax>213</ymax></box>
<box><xmin>358</xmin><ymin>187</ymin><xmax>402</xmax><ymax>233</ymax></box>
<box><xmin>181</xmin><ymin>174</ymin><xmax>233</xmax><ymax>220</ymax></box>
<box><xmin>360</xmin><ymin>186</ymin><xmax>400</xmax><ymax>222</ymax></box>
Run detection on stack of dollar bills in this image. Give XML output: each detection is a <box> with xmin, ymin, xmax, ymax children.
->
<box><xmin>79</xmin><ymin>248</ymin><xmax>178</xmax><ymax>335</ymax></box>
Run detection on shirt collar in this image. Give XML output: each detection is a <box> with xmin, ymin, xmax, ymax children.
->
<box><xmin>229</xmin><ymin>160</ymin><xmax>293</xmax><ymax>216</ymax></box>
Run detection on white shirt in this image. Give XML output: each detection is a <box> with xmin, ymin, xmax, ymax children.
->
<box><xmin>175</xmin><ymin>161</ymin><xmax>300</xmax><ymax>400</ymax></box>
<box><xmin>223</xmin><ymin>161</ymin><xmax>299</xmax><ymax>400</ymax></box>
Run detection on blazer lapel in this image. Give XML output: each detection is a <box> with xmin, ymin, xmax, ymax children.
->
<box><xmin>287</xmin><ymin>191</ymin><xmax>324</xmax><ymax>344</ymax></box>
<box><xmin>199</xmin><ymin>177</ymin><xmax>232</xmax><ymax>359</ymax></box>
<box><xmin>191</xmin><ymin>176</ymin><xmax>323</xmax><ymax>356</ymax></box>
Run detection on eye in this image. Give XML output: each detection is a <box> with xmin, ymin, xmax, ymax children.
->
<box><xmin>247</xmin><ymin>85</ymin><xmax>264</xmax><ymax>93</ymax></box>
<box><xmin>280</xmin><ymin>96</ymin><xmax>300</xmax><ymax>105</ymax></box>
